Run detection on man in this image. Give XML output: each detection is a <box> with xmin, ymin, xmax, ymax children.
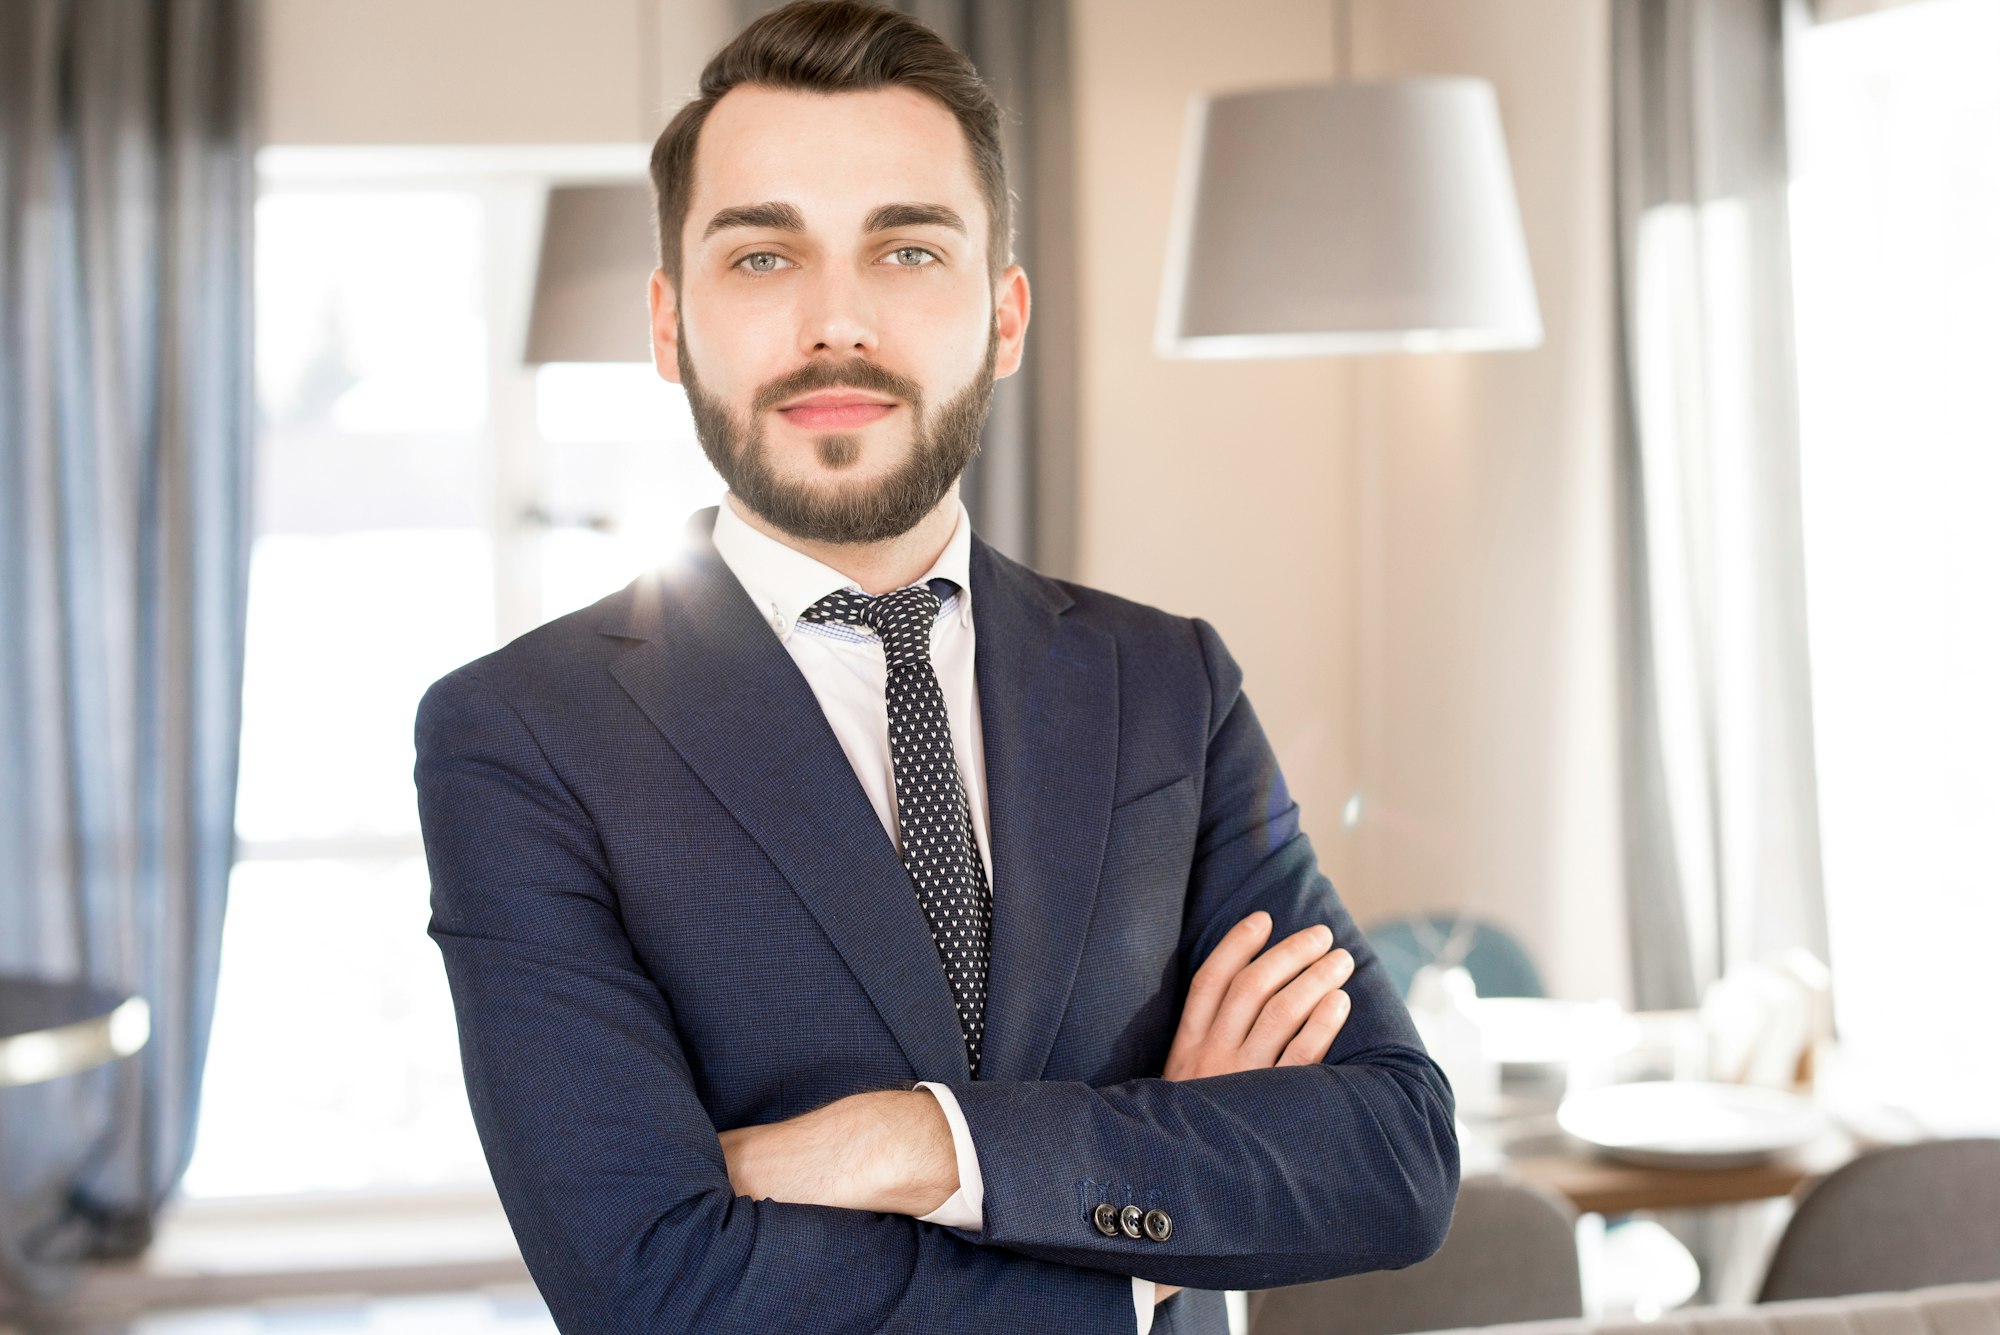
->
<box><xmin>414</xmin><ymin>3</ymin><xmax>1458</xmax><ymax>1331</ymax></box>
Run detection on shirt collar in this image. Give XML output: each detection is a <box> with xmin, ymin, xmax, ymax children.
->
<box><xmin>710</xmin><ymin>492</ymin><xmax>975</xmax><ymax>642</ymax></box>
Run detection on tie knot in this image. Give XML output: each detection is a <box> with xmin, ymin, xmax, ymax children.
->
<box><xmin>801</xmin><ymin>581</ymin><xmax>948</xmax><ymax>663</ymax></box>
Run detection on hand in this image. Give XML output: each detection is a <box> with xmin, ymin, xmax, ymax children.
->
<box><xmin>1163</xmin><ymin>910</ymin><xmax>1355</xmax><ymax>1081</ymax></box>
<box><xmin>1151</xmin><ymin>912</ymin><xmax>1355</xmax><ymax>1306</ymax></box>
<box><xmin>718</xmin><ymin>1089</ymin><xmax>959</xmax><ymax>1217</ymax></box>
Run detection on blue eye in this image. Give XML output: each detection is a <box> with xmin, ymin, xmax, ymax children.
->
<box><xmin>736</xmin><ymin>252</ymin><xmax>792</xmax><ymax>274</ymax></box>
<box><xmin>887</xmin><ymin>247</ymin><xmax>938</xmax><ymax>267</ymax></box>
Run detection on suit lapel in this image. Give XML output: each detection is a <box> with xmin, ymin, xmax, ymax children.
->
<box><xmin>602</xmin><ymin>511</ymin><xmax>968</xmax><ymax>1083</ymax></box>
<box><xmin>968</xmin><ymin>535</ymin><xmax>1119</xmax><ymax>1083</ymax></box>
<box><xmin>599</xmin><ymin>509</ymin><xmax>1122</xmax><ymax>1088</ymax></box>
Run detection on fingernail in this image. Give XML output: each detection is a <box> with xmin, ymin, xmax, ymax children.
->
<box><xmin>1317</xmin><ymin>925</ymin><xmax>1334</xmax><ymax>948</ymax></box>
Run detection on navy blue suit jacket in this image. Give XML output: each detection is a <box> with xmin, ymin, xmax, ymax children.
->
<box><xmin>414</xmin><ymin>507</ymin><xmax>1459</xmax><ymax>1333</ymax></box>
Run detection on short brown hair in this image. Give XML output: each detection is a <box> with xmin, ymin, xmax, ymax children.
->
<box><xmin>648</xmin><ymin>0</ymin><xmax>1013</xmax><ymax>292</ymax></box>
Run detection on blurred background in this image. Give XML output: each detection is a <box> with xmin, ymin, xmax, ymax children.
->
<box><xmin>2</xmin><ymin>0</ymin><xmax>1995</xmax><ymax>1332</ymax></box>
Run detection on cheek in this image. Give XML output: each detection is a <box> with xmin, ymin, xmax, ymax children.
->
<box><xmin>683</xmin><ymin>308</ymin><xmax>784</xmax><ymax>396</ymax></box>
<box><xmin>879</xmin><ymin>280</ymin><xmax>992</xmax><ymax>379</ymax></box>
<box><xmin>896</xmin><ymin>269</ymin><xmax>986</xmax><ymax>329</ymax></box>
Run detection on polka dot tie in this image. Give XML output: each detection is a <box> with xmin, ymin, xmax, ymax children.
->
<box><xmin>799</xmin><ymin>580</ymin><xmax>992</xmax><ymax>1077</ymax></box>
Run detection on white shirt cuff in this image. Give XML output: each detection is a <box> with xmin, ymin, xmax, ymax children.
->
<box><xmin>913</xmin><ymin>1082</ymin><xmax>984</xmax><ymax>1231</ymax></box>
<box><xmin>914</xmin><ymin>1083</ymin><xmax>1154</xmax><ymax>1332</ymax></box>
<box><xmin>1133</xmin><ymin>1277</ymin><xmax>1156</xmax><ymax>1333</ymax></box>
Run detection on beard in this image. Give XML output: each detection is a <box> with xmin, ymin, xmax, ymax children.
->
<box><xmin>677</xmin><ymin>312</ymin><xmax>998</xmax><ymax>545</ymax></box>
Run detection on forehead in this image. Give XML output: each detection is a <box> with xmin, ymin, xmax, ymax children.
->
<box><xmin>689</xmin><ymin>84</ymin><xmax>985</xmax><ymax>241</ymax></box>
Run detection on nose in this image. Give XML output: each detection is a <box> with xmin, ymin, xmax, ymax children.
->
<box><xmin>798</xmin><ymin>260</ymin><xmax>879</xmax><ymax>358</ymax></box>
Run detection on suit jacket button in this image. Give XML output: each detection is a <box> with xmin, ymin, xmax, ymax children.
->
<box><xmin>1092</xmin><ymin>1202</ymin><xmax>1121</xmax><ymax>1237</ymax></box>
<box><xmin>1119</xmin><ymin>1204</ymin><xmax>1145</xmax><ymax>1239</ymax></box>
<box><xmin>1144</xmin><ymin>1208</ymin><xmax>1174</xmax><ymax>1242</ymax></box>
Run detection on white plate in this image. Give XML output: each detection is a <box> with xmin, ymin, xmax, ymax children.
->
<box><xmin>1556</xmin><ymin>1081</ymin><xmax>1829</xmax><ymax>1168</ymax></box>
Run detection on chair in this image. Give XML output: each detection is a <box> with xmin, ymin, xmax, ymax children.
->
<box><xmin>1756</xmin><ymin>1137</ymin><xmax>2000</xmax><ymax>1301</ymax></box>
<box><xmin>1248</xmin><ymin>1175</ymin><xmax>1583</xmax><ymax>1335</ymax></box>
<box><xmin>1364</xmin><ymin>915</ymin><xmax>1546</xmax><ymax>1000</ymax></box>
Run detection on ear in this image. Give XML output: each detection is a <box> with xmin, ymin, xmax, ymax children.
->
<box><xmin>648</xmin><ymin>268</ymin><xmax>682</xmax><ymax>384</ymax></box>
<box><xmin>993</xmin><ymin>262</ymin><xmax>1031</xmax><ymax>380</ymax></box>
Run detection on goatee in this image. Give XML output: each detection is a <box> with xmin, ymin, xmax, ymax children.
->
<box><xmin>679</xmin><ymin>316</ymin><xmax>998</xmax><ymax>545</ymax></box>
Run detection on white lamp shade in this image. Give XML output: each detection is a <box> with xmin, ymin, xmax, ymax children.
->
<box><xmin>1157</xmin><ymin>79</ymin><xmax>1543</xmax><ymax>358</ymax></box>
<box><xmin>525</xmin><ymin>182</ymin><xmax>658</xmax><ymax>365</ymax></box>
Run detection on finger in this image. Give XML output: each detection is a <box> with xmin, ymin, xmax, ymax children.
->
<box><xmin>1241</xmin><ymin>946</ymin><xmax>1354</xmax><ymax>1067</ymax></box>
<box><xmin>1241</xmin><ymin>947</ymin><xmax>1353</xmax><ymax>1066</ymax></box>
<box><xmin>1211</xmin><ymin>923</ymin><xmax>1335</xmax><ymax>1049</ymax></box>
<box><xmin>1171</xmin><ymin>910</ymin><xmax>1273</xmax><ymax>1056</ymax></box>
<box><xmin>1276</xmin><ymin>986</ymin><xmax>1352</xmax><ymax>1068</ymax></box>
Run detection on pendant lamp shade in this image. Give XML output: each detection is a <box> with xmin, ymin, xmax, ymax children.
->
<box><xmin>525</xmin><ymin>182</ymin><xmax>657</xmax><ymax>364</ymax></box>
<box><xmin>1157</xmin><ymin>79</ymin><xmax>1543</xmax><ymax>358</ymax></box>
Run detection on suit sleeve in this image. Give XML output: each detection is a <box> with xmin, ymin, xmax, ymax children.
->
<box><xmin>414</xmin><ymin>669</ymin><xmax>1142</xmax><ymax>1334</ymax></box>
<box><xmin>916</xmin><ymin>1084</ymin><xmax>1160</xmax><ymax>1332</ymax></box>
<box><xmin>935</xmin><ymin>616</ymin><xmax>1462</xmax><ymax>1293</ymax></box>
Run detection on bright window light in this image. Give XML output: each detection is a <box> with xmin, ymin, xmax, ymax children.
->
<box><xmin>534</xmin><ymin>361</ymin><xmax>697</xmax><ymax>444</ymax></box>
<box><xmin>256</xmin><ymin>191</ymin><xmax>487</xmax><ymax>436</ymax></box>
<box><xmin>196</xmin><ymin>166</ymin><xmax>728</xmax><ymax>1202</ymax></box>
<box><xmin>1791</xmin><ymin>0</ymin><xmax>2000</xmax><ymax>1133</ymax></box>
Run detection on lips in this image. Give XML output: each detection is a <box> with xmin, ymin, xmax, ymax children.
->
<box><xmin>776</xmin><ymin>392</ymin><xmax>898</xmax><ymax>430</ymax></box>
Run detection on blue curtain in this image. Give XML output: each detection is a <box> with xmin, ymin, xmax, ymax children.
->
<box><xmin>0</xmin><ymin>0</ymin><xmax>253</xmax><ymax>1304</ymax></box>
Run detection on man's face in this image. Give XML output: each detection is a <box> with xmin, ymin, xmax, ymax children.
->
<box><xmin>649</xmin><ymin>84</ymin><xmax>1031</xmax><ymax>545</ymax></box>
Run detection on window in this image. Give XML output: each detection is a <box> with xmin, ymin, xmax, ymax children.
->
<box><xmin>184</xmin><ymin>154</ymin><xmax>723</xmax><ymax>1198</ymax></box>
<box><xmin>1789</xmin><ymin>0</ymin><xmax>2000</xmax><ymax>1131</ymax></box>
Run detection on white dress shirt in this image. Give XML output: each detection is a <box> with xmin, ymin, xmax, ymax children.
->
<box><xmin>709</xmin><ymin>493</ymin><xmax>1158</xmax><ymax>1334</ymax></box>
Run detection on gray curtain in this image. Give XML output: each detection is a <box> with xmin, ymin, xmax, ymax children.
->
<box><xmin>735</xmin><ymin>0</ymin><xmax>1080</xmax><ymax>577</ymax></box>
<box><xmin>0</xmin><ymin>0</ymin><xmax>254</xmax><ymax>1305</ymax></box>
<box><xmin>1611</xmin><ymin>0</ymin><xmax>1831</xmax><ymax>1012</ymax></box>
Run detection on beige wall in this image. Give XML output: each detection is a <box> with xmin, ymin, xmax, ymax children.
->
<box><xmin>1071</xmin><ymin>0</ymin><xmax>1629</xmax><ymax>1003</ymax></box>
<box><xmin>1068</xmin><ymin>0</ymin><xmax>1358</xmax><ymax>935</ymax></box>
<box><xmin>259</xmin><ymin>0</ymin><xmax>731</xmax><ymax>145</ymax></box>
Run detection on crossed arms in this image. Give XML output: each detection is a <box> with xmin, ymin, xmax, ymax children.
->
<box><xmin>414</xmin><ymin>617</ymin><xmax>1459</xmax><ymax>1333</ymax></box>
<box><xmin>717</xmin><ymin>907</ymin><xmax>1365</xmax><ymax>1315</ymax></box>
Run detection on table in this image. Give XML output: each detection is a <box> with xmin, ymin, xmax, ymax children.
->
<box><xmin>0</xmin><ymin>974</ymin><xmax>151</xmax><ymax>1088</ymax></box>
<box><xmin>1460</xmin><ymin>1004</ymin><xmax>1872</xmax><ymax>1215</ymax></box>
<box><xmin>1462</xmin><ymin>1089</ymin><xmax>1874</xmax><ymax>1309</ymax></box>
<box><xmin>1494</xmin><ymin>1119</ymin><xmax>1861</xmax><ymax>1215</ymax></box>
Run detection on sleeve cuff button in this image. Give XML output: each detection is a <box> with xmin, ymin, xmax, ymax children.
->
<box><xmin>1119</xmin><ymin>1204</ymin><xmax>1145</xmax><ymax>1239</ymax></box>
<box><xmin>1092</xmin><ymin>1202</ymin><xmax>1122</xmax><ymax>1237</ymax></box>
<box><xmin>1143</xmin><ymin>1208</ymin><xmax>1174</xmax><ymax>1242</ymax></box>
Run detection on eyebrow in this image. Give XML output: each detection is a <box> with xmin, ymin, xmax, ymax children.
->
<box><xmin>700</xmin><ymin>200</ymin><xmax>967</xmax><ymax>241</ymax></box>
<box><xmin>703</xmin><ymin>200</ymin><xmax>805</xmax><ymax>239</ymax></box>
<box><xmin>862</xmin><ymin>202</ymin><xmax>966</xmax><ymax>236</ymax></box>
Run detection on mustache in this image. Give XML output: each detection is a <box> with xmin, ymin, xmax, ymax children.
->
<box><xmin>751</xmin><ymin>358</ymin><xmax>924</xmax><ymax>415</ymax></box>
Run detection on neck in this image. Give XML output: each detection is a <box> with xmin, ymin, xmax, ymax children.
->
<box><xmin>724</xmin><ymin>487</ymin><xmax>962</xmax><ymax>596</ymax></box>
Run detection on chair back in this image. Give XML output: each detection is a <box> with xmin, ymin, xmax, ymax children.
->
<box><xmin>1364</xmin><ymin>915</ymin><xmax>1546</xmax><ymax>999</ymax></box>
<box><xmin>1758</xmin><ymin>1137</ymin><xmax>2000</xmax><ymax>1302</ymax></box>
<box><xmin>1249</xmin><ymin>1175</ymin><xmax>1582</xmax><ymax>1335</ymax></box>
